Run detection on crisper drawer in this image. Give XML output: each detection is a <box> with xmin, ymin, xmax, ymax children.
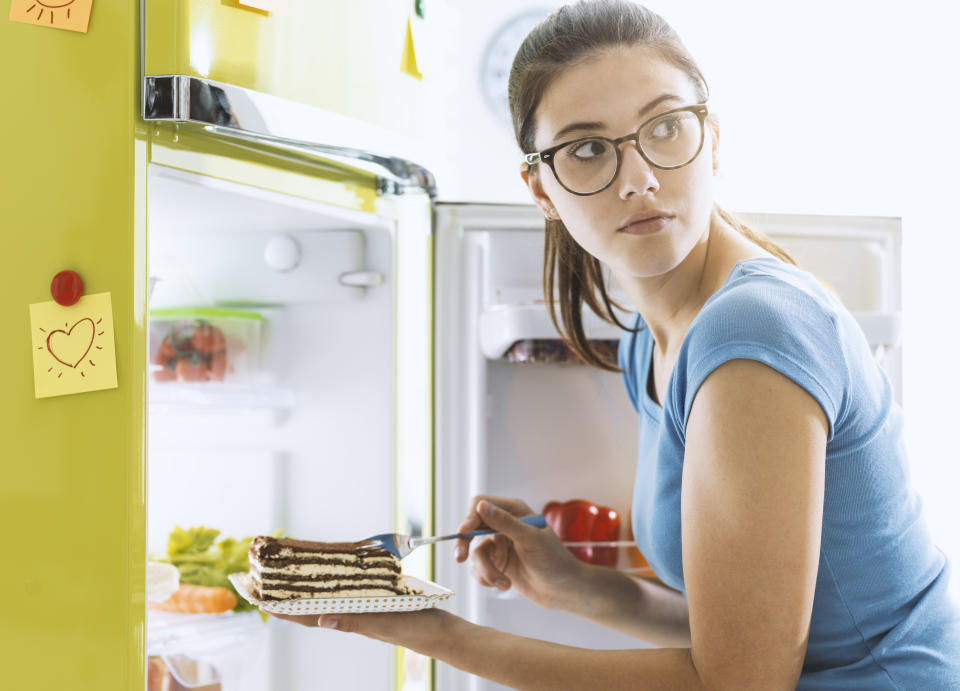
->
<box><xmin>144</xmin><ymin>0</ymin><xmax>438</xmax><ymax>141</ymax></box>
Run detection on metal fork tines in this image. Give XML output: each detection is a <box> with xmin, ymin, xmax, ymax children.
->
<box><xmin>357</xmin><ymin>514</ymin><xmax>547</xmax><ymax>560</ymax></box>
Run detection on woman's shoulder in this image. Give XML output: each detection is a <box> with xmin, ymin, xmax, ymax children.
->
<box><xmin>693</xmin><ymin>256</ymin><xmax>846</xmax><ymax>346</ymax></box>
<box><xmin>671</xmin><ymin>258</ymin><xmax>852</xmax><ymax>440</ymax></box>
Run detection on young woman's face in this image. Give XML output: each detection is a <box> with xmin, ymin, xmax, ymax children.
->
<box><xmin>524</xmin><ymin>45</ymin><xmax>719</xmax><ymax>278</ymax></box>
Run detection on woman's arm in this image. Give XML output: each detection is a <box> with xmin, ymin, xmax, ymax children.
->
<box><xmin>565</xmin><ymin>560</ymin><xmax>691</xmax><ymax>647</ymax></box>
<box><xmin>276</xmin><ymin>357</ymin><xmax>827</xmax><ymax>690</ymax></box>
<box><xmin>274</xmin><ymin>608</ymin><xmax>702</xmax><ymax>690</ymax></box>
<box><xmin>454</xmin><ymin>495</ymin><xmax>691</xmax><ymax>647</ymax></box>
<box><xmin>680</xmin><ymin>357</ymin><xmax>827</xmax><ymax>689</ymax></box>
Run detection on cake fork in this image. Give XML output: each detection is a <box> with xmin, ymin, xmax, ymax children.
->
<box><xmin>357</xmin><ymin>514</ymin><xmax>548</xmax><ymax>560</ymax></box>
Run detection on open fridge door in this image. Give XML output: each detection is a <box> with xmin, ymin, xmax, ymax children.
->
<box><xmin>432</xmin><ymin>203</ymin><xmax>901</xmax><ymax>691</ymax></box>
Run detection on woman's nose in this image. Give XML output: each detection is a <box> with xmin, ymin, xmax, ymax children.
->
<box><xmin>615</xmin><ymin>141</ymin><xmax>660</xmax><ymax>199</ymax></box>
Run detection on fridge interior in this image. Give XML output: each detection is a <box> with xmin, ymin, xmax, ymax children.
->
<box><xmin>145</xmin><ymin>162</ymin><xmax>404</xmax><ymax>691</ymax></box>
<box><xmin>433</xmin><ymin>203</ymin><xmax>901</xmax><ymax>691</ymax></box>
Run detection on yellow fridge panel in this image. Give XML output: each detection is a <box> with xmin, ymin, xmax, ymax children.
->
<box><xmin>0</xmin><ymin>3</ymin><xmax>147</xmax><ymax>690</ymax></box>
<box><xmin>145</xmin><ymin>0</ymin><xmax>440</xmax><ymax>144</ymax></box>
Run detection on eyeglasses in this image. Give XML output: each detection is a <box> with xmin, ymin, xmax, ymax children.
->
<box><xmin>523</xmin><ymin>104</ymin><xmax>709</xmax><ymax>196</ymax></box>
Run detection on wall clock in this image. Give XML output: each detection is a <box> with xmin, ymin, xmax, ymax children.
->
<box><xmin>479</xmin><ymin>9</ymin><xmax>552</xmax><ymax>125</ymax></box>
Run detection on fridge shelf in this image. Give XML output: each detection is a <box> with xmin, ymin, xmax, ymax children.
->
<box><xmin>148</xmin><ymin>382</ymin><xmax>296</xmax><ymax>412</ymax></box>
<box><xmin>147</xmin><ymin>610</ymin><xmax>266</xmax><ymax>658</ymax></box>
<box><xmin>479</xmin><ymin>304</ymin><xmax>902</xmax><ymax>360</ymax></box>
<box><xmin>479</xmin><ymin>303</ymin><xmax>626</xmax><ymax>360</ymax></box>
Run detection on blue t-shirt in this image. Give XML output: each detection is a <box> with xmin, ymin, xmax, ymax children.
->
<box><xmin>618</xmin><ymin>256</ymin><xmax>960</xmax><ymax>689</ymax></box>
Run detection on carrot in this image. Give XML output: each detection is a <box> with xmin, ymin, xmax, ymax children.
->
<box><xmin>148</xmin><ymin>583</ymin><xmax>237</xmax><ymax>614</ymax></box>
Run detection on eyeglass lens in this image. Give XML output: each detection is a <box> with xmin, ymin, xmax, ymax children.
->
<box><xmin>552</xmin><ymin>110</ymin><xmax>703</xmax><ymax>194</ymax></box>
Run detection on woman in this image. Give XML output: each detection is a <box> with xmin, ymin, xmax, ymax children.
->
<box><xmin>274</xmin><ymin>2</ymin><xmax>960</xmax><ymax>687</ymax></box>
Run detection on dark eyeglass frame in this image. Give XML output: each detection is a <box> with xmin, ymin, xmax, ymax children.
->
<box><xmin>523</xmin><ymin>103</ymin><xmax>710</xmax><ymax>196</ymax></box>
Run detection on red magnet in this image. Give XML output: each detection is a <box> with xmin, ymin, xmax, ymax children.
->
<box><xmin>50</xmin><ymin>270</ymin><xmax>84</xmax><ymax>307</ymax></box>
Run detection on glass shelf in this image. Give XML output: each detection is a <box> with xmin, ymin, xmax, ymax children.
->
<box><xmin>148</xmin><ymin>382</ymin><xmax>296</xmax><ymax>413</ymax></box>
<box><xmin>147</xmin><ymin>610</ymin><xmax>266</xmax><ymax>658</ymax></box>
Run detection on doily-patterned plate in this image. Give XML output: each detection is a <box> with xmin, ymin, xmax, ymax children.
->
<box><xmin>229</xmin><ymin>572</ymin><xmax>454</xmax><ymax>615</ymax></box>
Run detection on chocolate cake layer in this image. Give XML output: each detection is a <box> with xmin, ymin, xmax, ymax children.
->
<box><xmin>249</xmin><ymin>535</ymin><xmax>422</xmax><ymax>600</ymax></box>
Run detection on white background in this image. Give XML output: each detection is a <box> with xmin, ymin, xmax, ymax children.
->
<box><xmin>424</xmin><ymin>0</ymin><xmax>960</xmax><ymax>599</ymax></box>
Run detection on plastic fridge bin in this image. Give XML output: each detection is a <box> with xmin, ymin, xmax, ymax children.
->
<box><xmin>149</xmin><ymin>308</ymin><xmax>265</xmax><ymax>385</ymax></box>
<box><xmin>147</xmin><ymin>610</ymin><xmax>269</xmax><ymax>691</ymax></box>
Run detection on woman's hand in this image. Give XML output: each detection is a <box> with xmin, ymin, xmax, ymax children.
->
<box><xmin>455</xmin><ymin>495</ymin><xmax>588</xmax><ymax>610</ymax></box>
<box><xmin>268</xmin><ymin>608</ymin><xmax>463</xmax><ymax>655</ymax></box>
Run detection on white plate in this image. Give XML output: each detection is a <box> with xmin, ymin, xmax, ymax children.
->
<box><xmin>228</xmin><ymin>572</ymin><xmax>454</xmax><ymax>615</ymax></box>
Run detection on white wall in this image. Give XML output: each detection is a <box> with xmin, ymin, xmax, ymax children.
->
<box><xmin>432</xmin><ymin>0</ymin><xmax>960</xmax><ymax>598</ymax></box>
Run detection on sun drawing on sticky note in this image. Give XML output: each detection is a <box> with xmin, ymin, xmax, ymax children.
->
<box><xmin>23</xmin><ymin>0</ymin><xmax>77</xmax><ymax>24</ymax></box>
<box><xmin>38</xmin><ymin>316</ymin><xmax>105</xmax><ymax>380</ymax></box>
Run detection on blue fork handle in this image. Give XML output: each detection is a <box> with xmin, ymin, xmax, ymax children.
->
<box><xmin>453</xmin><ymin>514</ymin><xmax>547</xmax><ymax>540</ymax></box>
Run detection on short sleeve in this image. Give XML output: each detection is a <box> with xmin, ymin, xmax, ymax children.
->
<box><xmin>670</xmin><ymin>279</ymin><xmax>849</xmax><ymax>443</ymax></box>
<box><xmin>618</xmin><ymin>312</ymin><xmax>642</xmax><ymax>414</ymax></box>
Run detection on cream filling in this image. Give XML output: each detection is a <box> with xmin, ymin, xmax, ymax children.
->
<box><xmin>258</xmin><ymin>587</ymin><xmax>403</xmax><ymax>599</ymax></box>
<box><xmin>261</xmin><ymin>577</ymin><xmax>396</xmax><ymax>589</ymax></box>
<box><xmin>252</xmin><ymin>562</ymin><xmax>398</xmax><ymax>578</ymax></box>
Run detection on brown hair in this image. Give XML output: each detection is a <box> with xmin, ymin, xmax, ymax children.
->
<box><xmin>508</xmin><ymin>0</ymin><xmax>798</xmax><ymax>371</ymax></box>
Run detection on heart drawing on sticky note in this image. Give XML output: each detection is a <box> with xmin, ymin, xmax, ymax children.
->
<box><xmin>47</xmin><ymin>317</ymin><xmax>95</xmax><ymax>368</ymax></box>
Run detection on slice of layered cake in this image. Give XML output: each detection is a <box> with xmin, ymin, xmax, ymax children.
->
<box><xmin>249</xmin><ymin>536</ymin><xmax>423</xmax><ymax>600</ymax></box>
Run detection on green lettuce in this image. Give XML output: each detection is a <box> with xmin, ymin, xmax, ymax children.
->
<box><xmin>152</xmin><ymin>525</ymin><xmax>274</xmax><ymax>614</ymax></box>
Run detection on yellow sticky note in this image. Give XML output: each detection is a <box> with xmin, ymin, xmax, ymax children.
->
<box><xmin>9</xmin><ymin>0</ymin><xmax>94</xmax><ymax>34</ymax></box>
<box><xmin>236</xmin><ymin>0</ymin><xmax>287</xmax><ymax>12</ymax></box>
<box><xmin>401</xmin><ymin>16</ymin><xmax>422</xmax><ymax>80</ymax></box>
<box><xmin>29</xmin><ymin>292</ymin><xmax>118</xmax><ymax>399</ymax></box>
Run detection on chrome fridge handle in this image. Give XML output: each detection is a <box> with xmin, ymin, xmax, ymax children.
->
<box><xmin>143</xmin><ymin>75</ymin><xmax>437</xmax><ymax>197</ymax></box>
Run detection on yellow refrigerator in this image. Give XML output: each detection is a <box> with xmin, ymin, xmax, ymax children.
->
<box><xmin>1</xmin><ymin>1</ymin><xmax>438</xmax><ymax>689</ymax></box>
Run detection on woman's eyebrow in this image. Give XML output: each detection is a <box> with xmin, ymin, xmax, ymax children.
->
<box><xmin>550</xmin><ymin>93</ymin><xmax>684</xmax><ymax>143</ymax></box>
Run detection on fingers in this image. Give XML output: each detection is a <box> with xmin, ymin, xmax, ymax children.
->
<box><xmin>469</xmin><ymin>534</ymin><xmax>512</xmax><ymax>590</ymax></box>
<box><xmin>472</xmin><ymin>499</ymin><xmax>539</xmax><ymax>543</ymax></box>
<box><xmin>268</xmin><ymin>611</ymin><xmax>320</xmax><ymax>627</ymax></box>
<box><xmin>454</xmin><ymin>495</ymin><xmax>534</xmax><ymax>562</ymax></box>
<box><xmin>271</xmin><ymin>613</ymin><xmax>373</xmax><ymax>635</ymax></box>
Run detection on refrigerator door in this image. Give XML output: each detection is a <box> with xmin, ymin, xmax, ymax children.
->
<box><xmin>432</xmin><ymin>203</ymin><xmax>901</xmax><ymax>691</ymax></box>
<box><xmin>0</xmin><ymin>6</ymin><xmax>148</xmax><ymax>690</ymax></box>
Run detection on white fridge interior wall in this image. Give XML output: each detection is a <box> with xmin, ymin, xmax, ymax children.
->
<box><xmin>146</xmin><ymin>164</ymin><xmax>399</xmax><ymax>691</ymax></box>
<box><xmin>434</xmin><ymin>0</ymin><xmax>960</xmax><ymax>602</ymax></box>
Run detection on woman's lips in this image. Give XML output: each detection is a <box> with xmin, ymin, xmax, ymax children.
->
<box><xmin>618</xmin><ymin>216</ymin><xmax>673</xmax><ymax>235</ymax></box>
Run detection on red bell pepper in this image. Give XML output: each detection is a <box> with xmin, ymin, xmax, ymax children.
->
<box><xmin>543</xmin><ymin>499</ymin><xmax>620</xmax><ymax>566</ymax></box>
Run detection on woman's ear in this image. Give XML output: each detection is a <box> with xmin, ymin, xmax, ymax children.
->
<box><xmin>520</xmin><ymin>163</ymin><xmax>558</xmax><ymax>220</ymax></box>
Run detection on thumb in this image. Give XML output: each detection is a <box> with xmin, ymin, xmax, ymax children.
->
<box><xmin>475</xmin><ymin>500</ymin><xmax>532</xmax><ymax>542</ymax></box>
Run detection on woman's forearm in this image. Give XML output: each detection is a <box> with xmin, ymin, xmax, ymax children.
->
<box><xmin>431</xmin><ymin>615</ymin><xmax>703</xmax><ymax>691</ymax></box>
<box><xmin>557</xmin><ymin>562</ymin><xmax>691</xmax><ymax>647</ymax></box>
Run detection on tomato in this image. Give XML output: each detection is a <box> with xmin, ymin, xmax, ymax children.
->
<box><xmin>543</xmin><ymin>499</ymin><xmax>620</xmax><ymax>566</ymax></box>
<box><xmin>156</xmin><ymin>335</ymin><xmax>177</xmax><ymax>361</ymax></box>
<box><xmin>175</xmin><ymin>356</ymin><xmax>208</xmax><ymax>382</ymax></box>
<box><xmin>190</xmin><ymin>322</ymin><xmax>227</xmax><ymax>355</ymax></box>
<box><xmin>152</xmin><ymin>365</ymin><xmax>176</xmax><ymax>382</ymax></box>
<box><xmin>591</xmin><ymin>506</ymin><xmax>620</xmax><ymax>567</ymax></box>
<box><xmin>207</xmin><ymin>350</ymin><xmax>227</xmax><ymax>381</ymax></box>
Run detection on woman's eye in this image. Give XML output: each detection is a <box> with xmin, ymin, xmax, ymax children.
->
<box><xmin>650</xmin><ymin>117</ymin><xmax>681</xmax><ymax>139</ymax></box>
<box><xmin>567</xmin><ymin>140</ymin><xmax>609</xmax><ymax>161</ymax></box>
